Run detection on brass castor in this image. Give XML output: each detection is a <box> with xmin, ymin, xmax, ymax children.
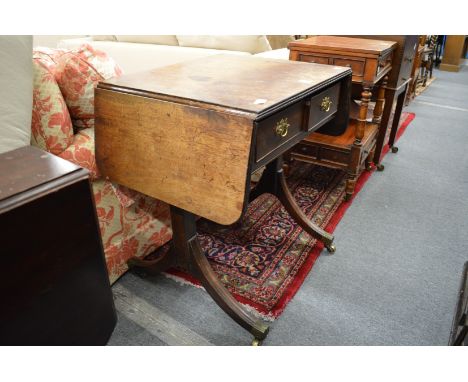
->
<box><xmin>326</xmin><ymin>243</ymin><xmax>336</xmax><ymax>253</ymax></box>
<box><xmin>376</xmin><ymin>163</ymin><xmax>385</xmax><ymax>172</ymax></box>
<box><xmin>252</xmin><ymin>338</ymin><xmax>263</xmax><ymax>346</ymax></box>
<box><xmin>391</xmin><ymin>146</ymin><xmax>399</xmax><ymax>153</ymax></box>
<box><xmin>365</xmin><ymin>164</ymin><xmax>372</xmax><ymax>171</ymax></box>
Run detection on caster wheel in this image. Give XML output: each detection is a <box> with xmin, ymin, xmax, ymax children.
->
<box><xmin>252</xmin><ymin>338</ymin><xmax>263</xmax><ymax>346</ymax></box>
<box><xmin>376</xmin><ymin>164</ymin><xmax>385</xmax><ymax>172</ymax></box>
<box><xmin>326</xmin><ymin>243</ymin><xmax>336</xmax><ymax>253</ymax></box>
<box><xmin>365</xmin><ymin>164</ymin><xmax>372</xmax><ymax>171</ymax></box>
<box><xmin>391</xmin><ymin>146</ymin><xmax>399</xmax><ymax>153</ymax></box>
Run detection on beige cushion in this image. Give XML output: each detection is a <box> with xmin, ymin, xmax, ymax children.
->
<box><xmin>58</xmin><ymin>39</ymin><xmax>251</xmax><ymax>74</ymax></box>
<box><xmin>92</xmin><ymin>35</ymin><xmax>117</xmax><ymax>41</ymax></box>
<box><xmin>115</xmin><ymin>35</ymin><xmax>179</xmax><ymax>46</ymax></box>
<box><xmin>267</xmin><ymin>35</ymin><xmax>296</xmax><ymax>50</ymax></box>
<box><xmin>176</xmin><ymin>35</ymin><xmax>272</xmax><ymax>54</ymax></box>
<box><xmin>0</xmin><ymin>36</ymin><xmax>33</xmax><ymax>154</ymax></box>
<box><xmin>254</xmin><ymin>48</ymin><xmax>290</xmax><ymax>60</ymax></box>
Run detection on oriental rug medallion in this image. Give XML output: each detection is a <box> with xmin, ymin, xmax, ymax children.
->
<box><xmin>161</xmin><ymin>112</ymin><xmax>415</xmax><ymax>319</ymax></box>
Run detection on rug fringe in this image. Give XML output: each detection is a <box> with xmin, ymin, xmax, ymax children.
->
<box><xmin>238</xmin><ymin>302</ymin><xmax>277</xmax><ymax>322</ymax></box>
<box><xmin>162</xmin><ymin>272</ymin><xmax>205</xmax><ymax>290</ymax></box>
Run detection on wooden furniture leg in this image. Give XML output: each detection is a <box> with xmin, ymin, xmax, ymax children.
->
<box><xmin>250</xmin><ymin>157</ymin><xmax>335</xmax><ymax>252</ymax></box>
<box><xmin>128</xmin><ymin>206</ymin><xmax>269</xmax><ymax>345</ymax></box>
<box><xmin>371</xmin><ymin>76</ymin><xmax>388</xmax><ymax>171</ymax></box>
<box><xmin>345</xmin><ymin>86</ymin><xmax>371</xmax><ymax>200</ymax></box>
<box><xmin>373</xmin><ymin>81</ymin><xmax>394</xmax><ymax>168</ymax></box>
<box><xmin>387</xmin><ymin>83</ymin><xmax>407</xmax><ymax>153</ymax></box>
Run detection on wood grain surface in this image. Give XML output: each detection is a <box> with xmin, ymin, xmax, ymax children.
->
<box><xmin>95</xmin><ymin>55</ymin><xmax>351</xmax><ymax>225</ymax></box>
<box><xmin>98</xmin><ymin>54</ymin><xmax>350</xmax><ymax>117</ymax></box>
<box><xmin>95</xmin><ymin>88</ymin><xmax>254</xmax><ymax>225</ymax></box>
<box><xmin>289</xmin><ymin>36</ymin><xmax>396</xmax><ymax>56</ymax></box>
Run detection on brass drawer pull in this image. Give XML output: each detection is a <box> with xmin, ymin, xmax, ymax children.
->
<box><xmin>320</xmin><ymin>96</ymin><xmax>332</xmax><ymax>112</ymax></box>
<box><xmin>275</xmin><ymin>118</ymin><xmax>289</xmax><ymax>137</ymax></box>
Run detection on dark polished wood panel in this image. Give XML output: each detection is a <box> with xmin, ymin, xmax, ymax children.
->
<box><xmin>0</xmin><ymin>146</ymin><xmax>79</xmax><ymax>203</ymax></box>
<box><xmin>0</xmin><ymin>146</ymin><xmax>116</xmax><ymax>345</ymax></box>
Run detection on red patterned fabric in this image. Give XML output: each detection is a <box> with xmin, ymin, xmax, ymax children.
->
<box><xmin>57</xmin><ymin>127</ymin><xmax>99</xmax><ymax>180</ymax></box>
<box><xmin>31</xmin><ymin>60</ymin><xmax>74</xmax><ymax>155</ymax></box>
<box><xmin>92</xmin><ymin>179</ymin><xmax>172</xmax><ymax>283</ymax></box>
<box><xmin>55</xmin><ymin>44</ymin><xmax>122</xmax><ymax>130</ymax></box>
<box><xmin>33</xmin><ymin>47</ymin><xmax>68</xmax><ymax>75</ymax></box>
<box><xmin>31</xmin><ymin>46</ymin><xmax>172</xmax><ymax>284</ymax></box>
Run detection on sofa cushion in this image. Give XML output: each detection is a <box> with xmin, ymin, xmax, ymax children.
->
<box><xmin>33</xmin><ymin>47</ymin><xmax>69</xmax><ymax>75</ymax></box>
<box><xmin>58</xmin><ymin>39</ymin><xmax>251</xmax><ymax>74</ymax></box>
<box><xmin>0</xmin><ymin>36</ymin><xmax>33</xmax><ymax>154</ymax></box>
<box><xmin>55</xmin><ymin>44</ymin><xmax>122</xmax><ymax>130</ymax></box>
<box><xmin>266</xmin><ymin>35</ymin><xmax>296</xmax><ymax>50</ymax></box>
<box><xmin>31</xmin><ymin>60</ymin><xmax>74</xmax><ymax>155</ymax></box>
<box><xmin>254</xmin><ymin>48</ymin><xmax>290</xmax><ymax>60</ymax></box>
<box><xmin>115</xmin><ymin>35</ymin><xmax>179</xmax><ymax>46</ymax></box>
<box><xmin>176</xmin><ymin>35</ymin><xmax>272</xmax><ymax>54</ymax></box>
<box><xmin>92</xmin><ymin>35</ymin><xmax>118</xmax><ymax>41</ymax></box>
<box><xmin>57</xmin><ymin>127</ymin><xmax>99</xmax><ymax>179</ymax></box>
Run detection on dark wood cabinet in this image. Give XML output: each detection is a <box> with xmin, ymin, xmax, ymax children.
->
<box><xmin>0</xmin><ymin>146</ymin><xmax>116</xmax><ymax>345</ymax></box>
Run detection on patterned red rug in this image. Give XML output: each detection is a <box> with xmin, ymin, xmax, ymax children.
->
<box><xmin>165</xmin><ymin>112</ymin><xmax>415</xmax><ymax>320</ymax></box>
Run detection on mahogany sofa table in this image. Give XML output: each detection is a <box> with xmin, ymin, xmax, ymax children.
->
<box><xmin>95</xmin><ymin>55</ymin><xmax>352</xmax><ymax>344</ymax></box>
<box><xmin>288</xmin><ymin>36</ymin><xmax>397</xmax><ymax>200</ymax></box>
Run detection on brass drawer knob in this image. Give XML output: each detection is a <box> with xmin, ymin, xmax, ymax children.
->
<box><xmin>275</xmin><ymin>118</ymin><xmax>289</xmax><ymax>137</ymax></box>
<box><xmin>320</xmin><ymin>96</ymin><xmax>332</xmax><ymax>112</ymax></box>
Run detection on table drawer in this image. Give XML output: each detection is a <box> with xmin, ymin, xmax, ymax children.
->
<box><xmin>255</xmin><ymin>82</ymin><xmax>341</xmax><ymax>163</ymax></box>
<box><xmin>298</xmin><ymin>53</ymin><xmax>331</xmax><ymax>65</ymax></box>
<box><xmin>307</xmin><ymin>82</ymin><xmax>340</xmax><ymax>131</ymax></box>
<box><xmin>255</xmin><ymin>100</ymin><xmax>304</xmax><ymax>163</ymax></box>
<box><xmin>331</xmin><ymin>57</ymin><xmax>365</xmax><ymax>76</ymax></box>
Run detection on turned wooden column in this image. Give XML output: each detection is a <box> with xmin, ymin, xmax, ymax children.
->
<box><xmin>346</xmin><ymin>86</ymin><xmax>371</xmax><ymax>199</ymax></box>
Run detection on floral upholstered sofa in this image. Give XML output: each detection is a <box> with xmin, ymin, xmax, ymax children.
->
<box><xmin>31</xmin><ymin>45</ymin><xmax>172</xmax><ymax>283</ymax></box>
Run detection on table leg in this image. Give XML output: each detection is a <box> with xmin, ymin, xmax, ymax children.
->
<box><xmin>388</xmin><ymin>84</ymin><xmax>408</xmax><ymax>153</ymax></box>
<box><xmin>371</xmin><ymin>76</ymin><xmax>388</xmax><ymax>172</ymax></box>
<box><xmin>373</xmin><ymin>86</ymin><xmax>396</xmax><ymax>167</ymax></box>
<box><xmin>345</xmin><ymin>86</ymin><xmax>372</xmax><ymax>199</ymax></box>
<box><xmin>250</xmin><ymin>157</ymin><xmax>335</xmax><ymax>253</ymax></box>
<box><xmin>128</xmin><ymin>206</ymin><xmax>269</xmax><ymax>345</ymax></box>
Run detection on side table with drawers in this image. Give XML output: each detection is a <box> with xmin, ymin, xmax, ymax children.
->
<box><xmin>288</xmin><ymin>36</ymin><xmax>397</xmax><ymax>200</ymax></box>
<box><xmin>341</xmin><ymin>35</ymin><xmax>419</xmax><ymax>160</ymax></box>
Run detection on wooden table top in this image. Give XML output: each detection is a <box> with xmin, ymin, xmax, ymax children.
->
<box><xmin>289</xmin><ymin>36</ymin><xmax>396</xmax><ymax>56</ymax></box>
<box><xmin>98</xmin><ymin>54</ymin><xmax>350</xmax><ymax>118</ymax></box>
<box><xmin>0</xmin><ymin>146</ymin><xmax>80</xmax><ymax>203</ymax></box>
